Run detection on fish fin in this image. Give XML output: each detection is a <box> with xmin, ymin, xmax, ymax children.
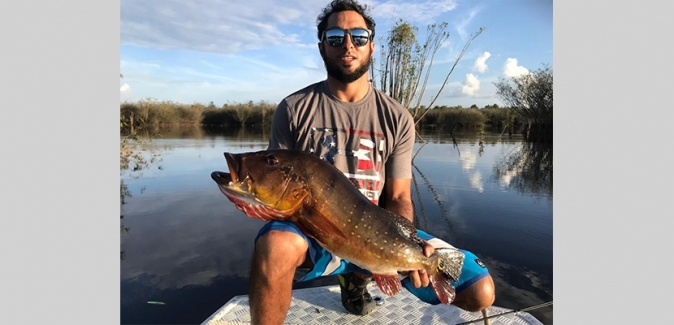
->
<box><xmin>436</xmin><ymin>248</ymin><xmax>465</xmax><ymax>283</ymax></box>
<box><xmin>373</xmin><ymin>274</ymin><xmax>402</xmax><ymax>296</ymax></box>
<box><xmin>429</xmin><ymin>273</ymin><xmax>456</xmax><ymax>305</ymax></box>
<box><xmin>293</xmin><ymin>221</ymin><xmax>322</xmax><ymax>243</ymax></box>
<box><xmin>301</xmin><ymin>210</ymin><xmax>347</xmax><ymax>239</ymax></box>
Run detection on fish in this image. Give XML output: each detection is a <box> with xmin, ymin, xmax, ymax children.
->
<box><xmin>211</xmin><ymin>149</ymin><xmax>464</xmax><ymax>304</ymax></box>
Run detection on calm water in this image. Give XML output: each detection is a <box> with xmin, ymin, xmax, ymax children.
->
<box><xmin>120</xmin><ymin>126</ymin><xmax>553</xmax><ymax>324</ymax></box>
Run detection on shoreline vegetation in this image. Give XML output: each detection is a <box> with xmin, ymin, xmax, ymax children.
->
<box><xmin>120</xmin><ymin>99</ymin><xmax>551</xmax><ymax>142</ymax></box>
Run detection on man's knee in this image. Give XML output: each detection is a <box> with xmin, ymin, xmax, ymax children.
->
<box><xmin>254</xmin><ymin>230</ymin><xmax>309</xmax><ymax>269</ymax></box>
<box><xmin>454</xmin><ymin>275</ymin><xmax>495</xmax><ymax>312</ymax></box>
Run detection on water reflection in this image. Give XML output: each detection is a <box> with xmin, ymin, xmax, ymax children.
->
<box><xmin>202</xmin><ymin>125</ymin><xmax>270</xmax><ymax>142</ymax></box>
<box><xmin>406</xmin><ymin>132</ymin><xmax>552</xmax><ymax>323</ymax></box>
<box><xmin>411</xmin><ymin>143</ymin><xmax>463</xmax><ymax>246</ymax></box>
<box><xmin>492</xmin><ymin>141</ymin><xmax>552</xmax><ymax>199</ymax></box>
<box><xmin>120</xmin><ymin>132</ymin><xmax>170</xmax><ymax>261</ymax></box>
<box><xmin>119</xmin><ymin>126</ymin><xmax>553</xmax><ymax>324</ymax></box>
<box><xmin>416</xmin><ymin>127</ymin><xmax>523</xmax><ymax>145</ymax></box>
<box><xmin>122</xmin><ymin>124</ymin><xmax>206</xmax><ymax>139</ymax></box>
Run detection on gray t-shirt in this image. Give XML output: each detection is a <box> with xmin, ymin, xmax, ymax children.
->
<box><xmin>268</xmin><ymin>80</ymin><xmax>415</xmax><ymax>204</ymax></box>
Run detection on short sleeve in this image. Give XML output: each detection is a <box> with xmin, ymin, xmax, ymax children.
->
<box><xmin>267</xmin><ymin>99</ymin><xmax>295</xmax><ymax>150</ymax></box>
<box><xmin>384</xmin><ymin>112</ymin><xmax>415</xmax><ymax>179</ymax></box>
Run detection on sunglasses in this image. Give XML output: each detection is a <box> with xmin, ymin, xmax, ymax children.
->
<box><xmin>322</xmin><ymin>28</ymin><xmax>372</xmax><ymax>47</ymax></box>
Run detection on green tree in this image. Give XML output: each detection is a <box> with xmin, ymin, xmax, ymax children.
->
<box><xmin>494</xmin><ymin>64</ymin><xmax>553</xmax><ymax>141</ymax></box>
<box><xmin>376</xmin><ymin>20</ymin><xmax>421</xmax><ymax>107</ymax></box>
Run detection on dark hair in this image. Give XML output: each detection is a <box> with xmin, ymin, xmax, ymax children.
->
<box><xmin>316</xmin><ymin>0</ymin><xmax>376</xmax><ymax>41</ymax></box>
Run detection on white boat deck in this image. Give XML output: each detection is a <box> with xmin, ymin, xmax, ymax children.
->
<box><xmin>202</xmin><ymin>284</ymin><xmax>544</xmax><ymax>325</ymax></box>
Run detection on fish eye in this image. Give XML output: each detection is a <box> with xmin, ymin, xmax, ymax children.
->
<box><xmin>266</xmin><ymin>155</ymin><xmax>278</xmax><ymax>166</ymax></box>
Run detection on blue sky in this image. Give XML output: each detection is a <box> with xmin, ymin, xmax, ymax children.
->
<box><xmin>120</xmin><ymin>0</ymin><xmax>552</xmax><ymax>108</ymax></box>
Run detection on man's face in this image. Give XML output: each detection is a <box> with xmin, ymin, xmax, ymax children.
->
<box><xmin>319</xmin><ymin>10</ymin><xmax>375</xmax><ymax>84</ymax></box>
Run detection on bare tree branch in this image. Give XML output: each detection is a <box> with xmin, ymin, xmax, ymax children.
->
<box><xmin>415</xmin><ymin>27</ymin><xmax>485</xmax><ymax>125</ymax></box>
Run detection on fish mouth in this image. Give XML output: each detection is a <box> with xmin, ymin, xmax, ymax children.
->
<box><xmin>211</xmin><ymin>153</ymin><xmax>239</xmax><ymax>184</ymax></box>
<box><xmin>210</xmin><ymin>170</ymin><xmax>233</xmax><ymax>185</ymax></box>
<box><xmin>211</xmin><ymin>152</ymin><xmax>289</xmax><ymax>221</ymax></box>
<box><xmin>211</xmin><ymin>153</ymin><xmax>253</xmax><ymax>200</ymax></box>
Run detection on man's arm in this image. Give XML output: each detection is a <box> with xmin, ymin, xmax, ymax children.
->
<box><xmin>383</xmin><ymin>177</ymin><xmax>434</xmax><ymax>289</ymax></box>
<box><xmin>382</xmin><ymin>178</ymin><xmax>414</xmax><ymax>222</ymax></box>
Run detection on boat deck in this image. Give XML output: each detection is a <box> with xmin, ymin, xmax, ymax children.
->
<box><xmin>202</xmin><ymin>284</ymin><xmax>544</xmax><ymax>325</ymax></box>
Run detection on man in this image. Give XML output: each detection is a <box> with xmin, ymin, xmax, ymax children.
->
<box><xmin>247</xmin><ymin>1</ymin><xmax>495</xmax><ymax>324</ymax></box>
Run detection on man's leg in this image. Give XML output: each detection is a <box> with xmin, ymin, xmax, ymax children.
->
<box><xmin>406</xmin><ymin>230</ymin><xmax>496</xmax><ymax>312</ymax></box>
<box><xmin>337</xmin><ymin>271</ymin><xmax>376</xmax><ymax>315</ymax></box>
<box><xmin>443</xmin><ymin>248</ymin><xmax>495</xmax><ymax>311</ymax></box>
<box><xmin>452</xmin><ymin>275</ymin><xmax>495</xmax><ymax>312</ymax></box>
<box><xmin>249</xmin><ymin>230</ymin><xmax>308</xmax><ymax>325</ymax></box>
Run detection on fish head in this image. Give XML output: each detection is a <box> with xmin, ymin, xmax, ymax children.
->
<box><xmin>211</xmin><ymin>150</ymin><xmax>311</xmax><ymax>221</ymax></box>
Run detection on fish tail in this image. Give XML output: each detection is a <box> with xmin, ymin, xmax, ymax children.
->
<box><xmin>428</xmin><ymin>248</ymin><xmax>465</xmax><ymax>305</ymax></box>
<box><xmin>436</xmin><ymin>248</ymin><xmax>464</xmax><ymax>282</ymax></box>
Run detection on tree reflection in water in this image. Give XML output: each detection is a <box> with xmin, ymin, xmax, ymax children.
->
<box><xmin>120</xmin><ymin>131</ymin><xmax>166</xmax><ymax>260</ymax></box>
<box><xmin>492</xmin><ymin>141</ymin><xmax>552</xmax><ymax>199</ymax></box>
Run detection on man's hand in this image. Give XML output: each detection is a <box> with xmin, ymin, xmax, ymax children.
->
<box><xmin>407</xmin><ymin>240</ymin><xmax>435</xmax><ymax>288</ymax></box>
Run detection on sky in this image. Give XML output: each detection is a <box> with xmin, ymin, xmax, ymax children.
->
<box><xmin>120</xmin><ymin>0</ymin><xmax>552</xmax><ymax>108</ymax></box>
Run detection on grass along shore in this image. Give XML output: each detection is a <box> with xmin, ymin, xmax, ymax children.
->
<box><xmin>120</xmin><ymin>98</ymin><xmax>550</xmax><ymax>140</ymax></box>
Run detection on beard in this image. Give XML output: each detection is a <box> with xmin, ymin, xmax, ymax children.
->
<box><xmin>323</xmin><ymin>55</ymin><xmax>371</xmax><ymax>84</ymax></box>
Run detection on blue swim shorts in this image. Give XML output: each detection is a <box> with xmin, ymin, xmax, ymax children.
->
<box><xmin>255</xmin><ymin>220</ymin><xmax>490</xmax><ymax>305</ymax></box>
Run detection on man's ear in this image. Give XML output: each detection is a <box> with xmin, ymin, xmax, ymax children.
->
<box><xmin>318</xmin><ymin>42</ymin><xmax>325</xmax><ymax>58</ymax></box>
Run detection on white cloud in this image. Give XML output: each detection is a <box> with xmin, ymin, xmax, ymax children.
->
<box><xmin>454</xmin><ymin>7</ymin><xmax>482</xmax><ymax>41</ymax></box>
<box><xmin>503</xmin><ymin>58</ymin><xmax>529</xmax><ymax>78</ymax></box>
<box><xmin>461</xmin><ymin>73</ymin><xmax>480</xmax><ymax>96</ymax></box>
<box><xmin>370</xmin><ymin>0</ymin><xmax>458</xmax><ymax>23</ymax></box>
<box><xmin>120</xmin><ymin>83</ymin><xmax>130</xmax><ymax>93</ymax></box>
<box><xmin>120</xmin><ymin>0</ymin><xmax>319</xmax><ymax>55</ymax></box>
<box><xmin>473</xmin><ymin>51</ymin><xmax>491</xmax><ymax>73</ymax></box>
<box><xmin>120</xmin><ymin>0</ymin><xmax>461</xmax><ymax>55</ymax></box>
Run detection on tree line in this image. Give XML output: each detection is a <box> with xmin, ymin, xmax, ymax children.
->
<box><xmin>120</xmin><ymin>99</ymin><xmax>530</xmax><ymax>135</ymax></box>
